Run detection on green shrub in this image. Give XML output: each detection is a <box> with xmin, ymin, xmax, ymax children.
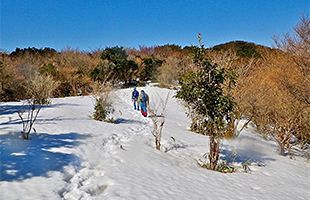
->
<box><xmin>176</xmin><ymin>34</ymin><xmax>236</xmax><ymax>170</ymax></box>
<box><xmin>93</xmin><ymin>97</ymin><xmax>114</xmax><ymax>122</ymax></box>
<box><xmin>92</xmin><ymin>82</ymin><xmax>114</xmax><ymax>122</ymax></box>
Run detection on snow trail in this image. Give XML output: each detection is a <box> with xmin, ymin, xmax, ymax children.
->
<box><xmin>61</xmin><ymin>89</ymin><xmax>153</xmax><ymax>199</ymax></box>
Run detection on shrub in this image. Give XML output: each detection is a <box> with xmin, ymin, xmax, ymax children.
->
<box><xmin>149</xmin><ymin>93</ymin><xmax>170</xmax><ymax>150</ymax></box>
<box><xmin>18</xmin><ymin>75</ymin><xmax>59</xmax><ymax>139</ymax></box>
<box><xmin>39</xmin><ymin>63</ymin><xmax>58</xmax><ymax>77</ymax></box>
<box><xmin>93</xmin><ymin>97</ymin><xmax>114</xmax><ymax>122</ymax></box>
<box><xmin>157</xmin><ymin>56</ymin><xmax>192</xmax><ymax>87</ymax></box>
<box><xmin>176</xmin><ymin>34</ymin><xmax>236</xmax><ymax>170</ymax></box>
<box><xmin>92</xmin><ymin>82</ymin><xmax>114</xmax><ymax>122</ymax></box>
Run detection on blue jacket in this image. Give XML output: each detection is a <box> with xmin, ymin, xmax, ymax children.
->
<box><xmin>132</xmin><ymin>90</ymin><xmax>139</xmax><ymax>100</ymax></box>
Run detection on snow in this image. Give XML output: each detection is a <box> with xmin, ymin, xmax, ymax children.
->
<box><xmin>0</xmin><ymin>86</ymin><xmax>309</xmax><ymax>200</ymax></box>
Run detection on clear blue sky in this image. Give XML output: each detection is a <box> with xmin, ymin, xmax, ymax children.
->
<box><xmin>0</xmin><ymin>0</ymin><xmax>309</xmax><ymax>52</ymax></box>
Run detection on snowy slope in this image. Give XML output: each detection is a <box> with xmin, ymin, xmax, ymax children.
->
<box><xmin>0</xmin><ymin>86</ymin><xmax>309</xmax><ymax>200</ymax></box>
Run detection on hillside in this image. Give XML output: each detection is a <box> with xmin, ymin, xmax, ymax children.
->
<box><xmin>211</xmin><ymin>40</ymin><xmax>274</xmax><ymax>58</ymax></box>
<box><xmin>1</xmin><ymin>86</ymin><xmax>309</xmax><ymax>200</ymax></box>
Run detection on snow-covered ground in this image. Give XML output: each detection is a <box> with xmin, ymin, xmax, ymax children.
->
<box><xmin>0</xmin><ymin>86</ymin><xmax>309</xmax><ymax>200</ymax></box>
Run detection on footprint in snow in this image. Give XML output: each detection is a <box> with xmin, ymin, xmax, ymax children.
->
<box><xmin>251</xmin><ymin>186</ymin><xmax>261</xmax><ymax>190</ymax></box>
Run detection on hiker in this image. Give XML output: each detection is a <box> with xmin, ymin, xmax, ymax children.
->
<box><xmin>132</xmin><ymin>87</ymin><xmax>139</xmax><ymax>110</ymax></box>
<box><xmin>139</xmin><ymin>90</ymin><xmax>149</xmax><ymax>117</ymax></box>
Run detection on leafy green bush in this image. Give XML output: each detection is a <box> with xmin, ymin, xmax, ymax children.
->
<box><xmin>176</xmin><ymin>34</ymin><xmax>236</xmax><ymax>170</ymax></box>
<box><xmin>93</xmin><ymin>97</ymin><xmax>114</xmax><ymax>122</ymax></box>
<box><xmin>139</xmin><ymin>57</ymin><xmax>163</xmax><ymax>81</ymax></box>
<box><xmin>96</xmin><ymin>46</ymin><xmax>138</xmax><ymax>84</ymax></box>
<box><xmin>92</xmin><ymin>82</ymin><xmax>114</xmax><ymax>122</ymax></box>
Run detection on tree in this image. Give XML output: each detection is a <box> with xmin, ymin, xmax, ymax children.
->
<box><xmin>0</xmin><ymin>60</ymin><xmax>11</xmax><ymax>101</ymax></box>
<box><xmin>176</xmin><ymin>34</ymin><xmax>236</xmax><ymax>170</ymax></box>
<box><xmin>93</xmin><ymin>46</ymin><xmax>138</xmax><ymax>85</ymax></box>
<box><xmin>273</xmin><ymin>15</ymin><xmax>310</xmax><ymax>78</ymax></box>
<box><xmin>101</xmin><ymin>46</ymin><xmax>138</xmax><ymax>83</ymax></box>
<box><xmin>18</xmin><ymin>75</ymin><xmax>59</xmax><ymax>140</ymax></box>
<box><xmin>272</xmin><ymin>15</ymin><xmax>310</xmax><ymax>152</ymax></box>
<box><xmin>139</xmin><ymin>57</ymin><xmax>163</xmax><ymax>81</ymax></box>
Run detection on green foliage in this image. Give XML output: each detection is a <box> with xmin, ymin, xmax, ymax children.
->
<box><xmin>139</xmin><ymin>57</ymin><xmax>163</xmax><ymax>81</ymax></box>
<box><xmin>39</xmin><ymin>63</ymin><xmax>58</xmax><ymax>77</ymax></box>
<box><xmin>90</xmin><ymin>61</ymin><xmax>113</xmax><ymax>82</ymax></box>
<box><xmin>197</xmin><ymin>159</ymin><xmax>235</xmax><ymax>173</ymax></box>
<box><xmin>183</xmin><ymin>45</ymin><xmax>199</xmax><ymax>55</ymax></box>
<box><xmin>126</xmin><ymin>60</ymin><xmax>139</xmax><ymax>81</ymax></box>
<box><xmin>212</xmin><ymin>41</ymin><xmax>261</xmax><ymax>58</ymax></box>
<box><xmin>92</xmin><ymin>46</ymin><xmax>138</xmax><ymax>84</ymax></box>
<box><xmin>176</xmin><ymin>39</ymin><xmax>236</xmax><ymax>135</ymax></box>
<box><xmin>101</xmin><ymin>46</ymin><xmax>129</xmax><ymax>81</ymax></box>
<box><xmin>101</xmin><ymin>46</ymin><xmax>128</xmax><ymax>82</ymax></box>
<box><xmin>236</xmin><ymin>42</ymin><xmax>261</xmax><ymax>58</ymax></box>
<box><xmin>216</xmin><ymin>160</ymin><xmax>236</xmax><ymax>173</ymax></box>
<box><xmin>176</xmin><ymin>34</ymin><xmax>236</xmax><ymax>170</ymax></box>
<box><xmin>10</xmin><ymin>47</ymin><xmax>57</xmax><ymax>57</ymax></box>
<box><xmin>93</xmin><ymin>97</ymin><xmax>114</xmax><ymax>122</ymax></box>
<box><xmin>101</xmin><ymin>46</ymin><xmax>128</xmax><ymax>65</ymax></box>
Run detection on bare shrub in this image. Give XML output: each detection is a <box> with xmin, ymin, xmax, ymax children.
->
<box><xmin>272</xmin><ymin>16</ymin><xmax>310</xmax><ymax>150</ymax></box>
<box><xmin>16</xmin><ymin>62</ymin><xmax>39</xmax><ymax>80</ymax></box>
<box><xmin>18</xmin><ymin>75</ymin><xmax>59</xmax><ymax>140</ymax></box>
<box><xmin>58</xmin><ymin>66</ymin><xmax>92</xmax><ymax>96</ymax></box>
<box><xmin>273</xmin><ymin>15</ymin><xmax>310</xmax><ymax>78</ymax></box>
<box><xmin>157</xmin><ymin>56</ymin><xmax>192</xmax><ymax>88</ymax></box>
<box><xmin>149</xmin><ymin>92</ymin><xmax>170</xmax><ymax>150</ymax></box>
<box><xmin>237</xmin><ymin>54</ymin><xmax>309</xmax><ymax>155</ymax></box>
<box><xmin>206</xmin><ymin>49</ymin><xmax>239</xmax><ymax>70</ymax></box>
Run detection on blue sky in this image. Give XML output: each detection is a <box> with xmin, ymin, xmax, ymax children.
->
<box><xmin>0</xmin><ymin>0</ymin><xmax>309</xmax><ymax>52</ymax></box>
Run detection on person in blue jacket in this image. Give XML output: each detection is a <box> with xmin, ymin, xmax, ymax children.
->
<box><xmin>138</xmin><ymin>90</ymin><xmax>149</xmax><ymax>117</ymax></box>
<box><xmin>132</xmin><ymin>87</ymin><xmax>140</xmax><ymax>110</ymax></box>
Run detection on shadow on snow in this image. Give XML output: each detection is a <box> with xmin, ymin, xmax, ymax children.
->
<box><xmin>220</xmin><ymin>147</ymin><xmax>276</xmax><ymax>165</ymax></box>
<box><xmin>0</xmin><ymin>117</ymin><xmax>89</xmax><ymax>126</ymax></box>
<box><xmin>0</xmin><ymin>103</ymin><xmax>79</xmax><ymax>116</ymax></box>
<box><xmin>0</xmin><ymin>103</ymin><xmax>83</xmax><ymax>126</ymax></box>
<box><xmin>0</xmin><ymin>132</ymin><xmax>89</xmax><ymax>182</ymax></box>
<box><xmin>114</xmin><ymin>117</ymin><xmax>146</xmax><ymax>125</ymax></box>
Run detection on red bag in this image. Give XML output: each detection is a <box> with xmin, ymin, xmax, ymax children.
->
<box><xmin>141</xmin><ymin>111</ymin><xmax>147</xmax><ymax>117</ymax></box>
